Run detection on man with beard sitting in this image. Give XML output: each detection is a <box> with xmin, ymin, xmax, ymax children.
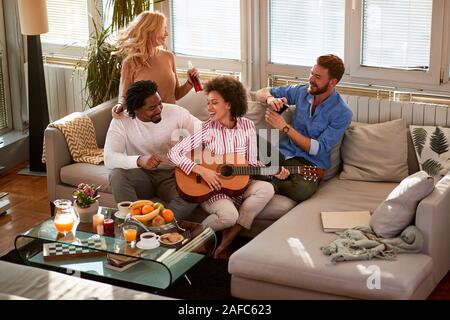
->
<box><xmin>256</xmin><ymin>54</ymin><xmax>352</xmax><ymax>202</ymax></box>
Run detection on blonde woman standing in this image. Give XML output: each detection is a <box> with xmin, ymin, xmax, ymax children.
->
<box><xmin>113</xmin><ymin>11</ymin><xmax>199</xmax><ymax>114</ymax></box>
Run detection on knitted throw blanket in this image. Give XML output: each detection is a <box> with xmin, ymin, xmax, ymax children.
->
<box><xmin>42</xmin><ymin>113</ymin><xmax>104</xmax><ymax>165</ymax></box>
<box><xmin>321</xmin><ymin>225</ymin><xmax>423</xmax><ymax>264</ymax></box>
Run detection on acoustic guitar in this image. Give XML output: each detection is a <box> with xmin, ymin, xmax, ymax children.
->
<box><xmin>175</xmin><ymin>151</ymin><xmax>324</xmax><ymax>203</ymax></box>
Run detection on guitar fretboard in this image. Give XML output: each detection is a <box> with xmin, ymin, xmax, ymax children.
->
<box><xmin>231</xmin><ymin>166</ymin><xmax>318</xmax><ymax>177</ymax></box>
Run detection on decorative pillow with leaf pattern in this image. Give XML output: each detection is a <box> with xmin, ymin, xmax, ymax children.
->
<box><xmin>410</xmin><ymin>125</ymin><xmax>450</xmax><ymax>178</ymax></box>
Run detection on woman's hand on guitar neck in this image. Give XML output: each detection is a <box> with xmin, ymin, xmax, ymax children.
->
<box><xmin>193</xmin><ymin>165</ymin><xmax>223</xmax><ymax>191</ymax></box>
<box><xmin>273</xmin><ymin>166</ymin><xmax>290</xmax><ymax>180</ymax></box>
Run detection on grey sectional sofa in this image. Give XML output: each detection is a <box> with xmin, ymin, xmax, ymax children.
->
<box><xmin>44</xmin><ymin>90</ymin><xmax>450</xmax><ymax>299</ymax></box>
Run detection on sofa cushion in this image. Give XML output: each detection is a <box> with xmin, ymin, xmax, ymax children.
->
<box><xmin>61</xmin><ymin>163</ymin><xmax>112</xmax><ymax>193</ymax></box>
<box><xmin>371</xmin><ymin>171</ymin><xmax>435</xmax><ymax>238</ymax></box>
<box><xmin>340</xmin><ymin>119</ymin><xmax>409</xmax><ymax>182</ymax></box>
<box><xmin>410</xmin><ymin>125</ymin><xmax>450</xmax><ymax>178</ymax></box>
<box><xmin>229</xmin><ymin>177</ymin><xmax>433</xmax><ymax>299</ymax></box>
<box><xmin>323</xmin><ymin>138</ymin><xmax>342</xmax><ymax>181</ymax></box>
<box><xmin>176</xmin><ymin>90</ymin><xmax>209</xmax><ymax>121</ymax></box>
<box><xmin>257</xmin><ymin>194</ymin><xmax>297</xmax><ymax>220</ymax></box>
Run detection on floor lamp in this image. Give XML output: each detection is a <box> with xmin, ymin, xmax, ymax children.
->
<box><xmin>18</xmin><ymin>0</ymin><xmax>49</xmax><ymax>173</ymax></box>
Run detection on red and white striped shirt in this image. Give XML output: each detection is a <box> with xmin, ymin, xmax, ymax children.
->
<box><xmin>167</xmin><ymin>117</ymin><xmax>260</xmax><ymax>205</ymax></box>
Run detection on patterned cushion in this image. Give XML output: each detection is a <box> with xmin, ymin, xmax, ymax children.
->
<box><xmin>410</xmin><ymin>125</ymin><xmax>450</xmax><ymax>179</ymax></box>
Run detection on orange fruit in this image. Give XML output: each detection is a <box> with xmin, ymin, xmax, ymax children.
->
<box><xmin>162</xmin><ymin>209</ymin><xmax>174</xmax><ymax>222</ymax></box>
<box><xmin>141</xmin><ymin>204</ymin><xmax>154</xmax><ymax>214</ymax></box>
<box><xmin>131</xmin><ymin>207</ymin><xmax>141</xmax><ymax>216</ymax></box>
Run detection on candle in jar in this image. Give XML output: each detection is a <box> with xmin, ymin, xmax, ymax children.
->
<box><xmin>103</xmin><ymin>218</ymin><xmax>115</xmax><ymax>235</ymax></box>
<box><xmin>92</xmin><ymin>213</ymin><xmax>104</xmax><ymax>234</ymax></box>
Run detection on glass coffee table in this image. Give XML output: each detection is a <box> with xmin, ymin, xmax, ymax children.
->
<box><xmin>15</xmin><ymin>207</ymin><xmax>216</xmax><ymax>290</ymax></box>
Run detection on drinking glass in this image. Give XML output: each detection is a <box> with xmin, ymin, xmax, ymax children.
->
<box><xmin>53</xmin><ymin>199</ymin><xmax>78</xmax><ymax>235</ymax></box>
<box><xmin>122</xmin><ymin>225</ymin><xmax>138</xmax><ymax>244</ymax></box>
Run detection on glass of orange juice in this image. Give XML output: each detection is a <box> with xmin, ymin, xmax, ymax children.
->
<box><xmin>53</xmin><ymin>199</ymin><xmax>77</xmax><ymax>235</ymax></box>
<box><xmin>122</xmin><ymin>225</ymin><xmax>138</xmax><ymax>244</ymax></box>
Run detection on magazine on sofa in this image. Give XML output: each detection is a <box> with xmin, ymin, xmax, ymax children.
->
<box><xmin>320</xmin><ymin>211</ymin><xmax>371</xmax><ymax>232</ymax></box>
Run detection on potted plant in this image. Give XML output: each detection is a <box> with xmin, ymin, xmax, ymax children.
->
<box><xmin>72</xmin><ymin>183</ymin><xmax>101</xmax><ymax>223</ymax></box>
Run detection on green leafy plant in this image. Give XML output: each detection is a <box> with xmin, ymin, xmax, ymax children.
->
<box><xmin>108</xmin><ymin>0</ymin><xmax>165</xmax><ymax>31</ymax></box>
<box><xmin>82</xmin><ymin>24</ymin><xmax>122</xmax><ymax>107</ymax></box>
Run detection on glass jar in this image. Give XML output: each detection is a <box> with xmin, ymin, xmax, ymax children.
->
<box><xmin>53</xmin><ymin>199</ymin><xmax>78</xmax><ymax>235</ymax></box>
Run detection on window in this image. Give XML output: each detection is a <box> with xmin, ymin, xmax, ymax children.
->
<box><xmin>361</xmin><ymin>0</ymin><xmax>432</xmax><ymax>70</ymax></box>
<box><xmin>263</xmin><ymin>0</ymin><xmax>448</xmax><ymax>93</ymax></box>
<box><xmin>42</xmin><ymin>0</ymin><xmax>104</xmax><ymax>58</ymax></box>
<box><xmin>269</xmin><ymin>0</ymin><xmax>345</xmax><ymax>67</ymax></box>
<box><xmin>171</xmin><ymin>0</ymin><xmax>241</xmax><ymax>60</ymax></box>
<box><xmin>165</xmin><ymin>0</ymin><xmax>246</xmax><ymax>83</ymax></box>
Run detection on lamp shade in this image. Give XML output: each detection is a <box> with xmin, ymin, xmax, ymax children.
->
<box><xmin>18</xmin><ymin>0</ymin><xmax>49</xmax><ymax>35</ymax></box>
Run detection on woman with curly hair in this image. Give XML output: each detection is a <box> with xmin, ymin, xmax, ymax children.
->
<box><xmin>112</xmin><ymin>11</ymin><xmax>199</xmax><ymax>114</ymax></box>
<box><xmin>168</xmin><ymin>76</ymin><xmax>275</xmax><ymax>259</ymax></box>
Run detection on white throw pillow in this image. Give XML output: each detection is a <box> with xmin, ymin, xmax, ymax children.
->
<box><xmin>340</xmin><ymin>119</ymin><xmax>409</xmax><ymax>182</ymax></box>
<box><xmin>370</xmin><ymin>171</ymin><xmax>435</xmax><ymax>238</ymax></box>
<box><xmin>410</xmin><ymin>125</ymin><xmax>450</xmax><ymax>180</ymax></box>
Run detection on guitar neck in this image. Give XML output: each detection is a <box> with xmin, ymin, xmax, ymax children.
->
<box><xmin>232</xmin><ymin>166</ymin><xmax>309</xmax><ymax>176</ymax></box>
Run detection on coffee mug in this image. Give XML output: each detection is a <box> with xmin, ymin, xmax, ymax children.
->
<box><xmin>117</xmin><ymin>201</ymin><xmax>132</xmax><ymax>216</ymax></box>
<box><xmin>140</xmin><ymin>232</ymin><xmax>160</xmax><ymax>247</ymax></box>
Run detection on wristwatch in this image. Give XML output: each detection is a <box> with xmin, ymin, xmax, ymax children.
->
<box><xmin>281</xmin><ymin>125</ymin><xmax>290</xmax><ymax>134</ymax></box>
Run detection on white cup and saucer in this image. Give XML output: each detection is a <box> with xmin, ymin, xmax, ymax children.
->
<box><xmin>136</xmin><ymin>232</ymin><xmax>160</xmax><ymax>250</ymax></box>
<box><xmin>115</xmin><ymin>201</ymin><xmax>132</xmax><ymax>219</ymax></box>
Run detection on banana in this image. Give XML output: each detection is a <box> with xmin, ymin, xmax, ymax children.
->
<box><xmin>132</xmin><ymin>208</ymin><xmax>160</xmax><ymax>223</ymax></box>
<box><xmin>129</xmin><ymin>200</ymin><xmax>154</xmax><ymax>210</ymax></box>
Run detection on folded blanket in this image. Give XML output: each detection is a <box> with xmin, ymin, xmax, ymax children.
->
<box><xmin>42</xmin><ymin>113</ymin><xmax>103</xmax><ymax>165</ymax></box>
<box><xmin>321</xmin><ymin>225</ymin><xmax>423</xmax><ymax>264</ymax></box>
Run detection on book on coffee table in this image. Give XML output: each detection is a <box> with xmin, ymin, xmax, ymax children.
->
<box><xmin>320</xmin><ymin>211</ymin><xmax>371</xmax><ymax>232</ymax></box>
<box><xmin>105</xmin><ymin>253</ymin><xmax>140</xmax><ymax>272</ymax></box>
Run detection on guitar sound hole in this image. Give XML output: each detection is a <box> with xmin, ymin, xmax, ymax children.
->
<box><xmin>220</xmin><ymin>165</ymin><xmax>234</xmax><ymax>177</ymax></box>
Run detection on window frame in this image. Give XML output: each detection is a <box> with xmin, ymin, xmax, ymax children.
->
<box><xmin>35</xmin><ymin>0</ymin><xmax>450</xmax><ymax>98</ymax></box>
<box><xmin>259</xmin><ymin>0</ymin><xmax>351</xmax><ymax>87</ymax></box>
<box><xmin>41</xmin><ymin>0</ymin><xmax>102</xmax><ymax>59</ymax></box>
<box><xmin>260</xmin><ymin>0</ymin><xmax>450</xmax><ymax>94</ymax></box>
<box><xmin>348</xmin><ymin>0</ymin><xmax>444</xmax><ymax>88</ymax></box>
<box><xmin>161</xmin><ymin>0</ymin><xmax>251</xmax><ymax>85</ymax></box>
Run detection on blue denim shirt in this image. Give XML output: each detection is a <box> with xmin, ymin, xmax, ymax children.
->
<box><xmin>271</xmin><ymin>84</ymin><xmax>352</xmax><ymax>169</ymax></box>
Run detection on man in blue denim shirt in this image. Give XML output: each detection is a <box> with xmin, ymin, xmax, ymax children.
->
<box><xmin>256</xmin><ymin>54</ymin><xmax>352</xmax><ymax>202</ymax></box>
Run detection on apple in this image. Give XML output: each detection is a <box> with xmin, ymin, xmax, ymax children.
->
<box><xmin>151</xmin><ymin>215</ymin><xmax>165</xmax><ymax>226</ymax></box>
<box><xmin>152</xmin><ymin>202</ymin><xmax>165</xmax><ymax>213</ymax></box>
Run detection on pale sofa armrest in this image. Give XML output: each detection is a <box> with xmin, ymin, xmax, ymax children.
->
<box><xmin>45</xmin><ymin>126</ymin><xmax>72</xmax><ymax>204</ymax></box>
<box><xmin>45</xmin><ymin>99</ymin><xmax>115</xmax><ymax>204</ymax></box>
<box><xmin>415</xmin><ymin>173</ymin><xmax>450</xmax><ymax>283</ymax></box>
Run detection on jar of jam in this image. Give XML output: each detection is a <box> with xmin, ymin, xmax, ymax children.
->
<box><xmin>103</xmin><ymin>218</ymin><xmax>115</xmax><ymax>236</ymax></box>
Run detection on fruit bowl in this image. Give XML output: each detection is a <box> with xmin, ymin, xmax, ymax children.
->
<box><xmin>128</xmin><ymin>200</ymin><xmax>177</xmax><ymax>234</ymax></box>
<box><xmin>145</xmin><ymin>222</ymin><xmax>177</xmax><ymax>234</ymax></box>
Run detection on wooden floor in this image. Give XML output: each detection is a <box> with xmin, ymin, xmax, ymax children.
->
<box><xmin>0</xmin><ymin>162</ymin><xmax>448</xmax><ymax>299</ymax></box>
